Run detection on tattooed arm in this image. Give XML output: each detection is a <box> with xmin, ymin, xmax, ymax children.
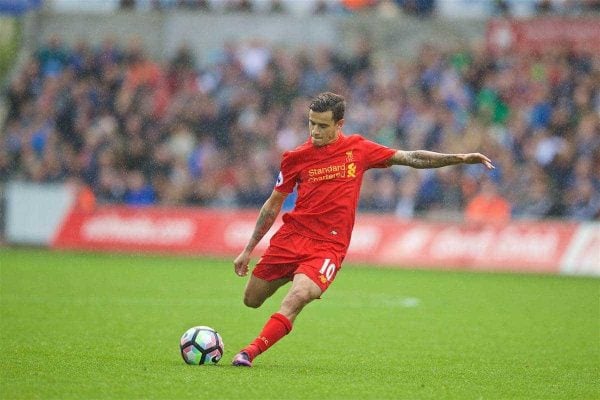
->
<box><xmin>387</xmin><ymin>150</ymin><xmax>495</xmax><ymax>170</ymax></box>
<box><xmin>233</xmin><ymin>190</ymin><xmax>287</xmax><ymax>277</ymax></box>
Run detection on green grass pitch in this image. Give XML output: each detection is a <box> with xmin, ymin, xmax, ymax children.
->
<box><xmin>1</xmin><ymin>247</ymin><xmax>598</xmax><ymax>399</ymax></box>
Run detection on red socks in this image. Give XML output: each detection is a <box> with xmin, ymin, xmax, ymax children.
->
<box><xmin>244</xmin><ymin>313</ymin><xmax>293</xmax><ymax>360</ymax></box>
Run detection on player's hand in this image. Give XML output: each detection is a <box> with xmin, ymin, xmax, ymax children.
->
<box><xmin>463</xmin><ymin>153</ymin><xmax>495</xmax><ymax>170</ymax></box>
<box><xmin>233</xmin><ymin>251</ymin><xmax>251</xmax><ymax>277</ymax></box>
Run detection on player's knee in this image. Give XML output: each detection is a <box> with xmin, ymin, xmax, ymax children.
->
<box><xmin>243</xmin><ymin>294</ymin><xmax>263</xmax><ymax>308</ymax></box>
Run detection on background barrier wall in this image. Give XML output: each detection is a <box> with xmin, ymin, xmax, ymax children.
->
<box><xmin>5</xmin><ymin>181</ymin><xmax>76</xmax><ymax>245</ymax></box>
<box><xmin>48</xmin><ymin>203</ymin><xmax>599</xmax><ymax>277</ymax></box>
<box><xmin>4</xmin><ymin>183</ymin><xmax>598</xmax><ymax>275</ymax></box>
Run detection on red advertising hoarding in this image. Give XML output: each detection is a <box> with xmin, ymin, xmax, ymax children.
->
<box><xmin>52</xmin><ymin>206</ymin><xmax>599</xmax><ymax>276</ymax></box>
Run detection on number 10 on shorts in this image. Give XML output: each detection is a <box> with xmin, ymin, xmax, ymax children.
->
<box><xmin>319</xmin><ymin>259</ymin><xmax>336</xmax><ymax>282</ymax></box>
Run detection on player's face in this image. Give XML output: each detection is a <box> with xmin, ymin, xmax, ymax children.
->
<box><xmin>308</xmin><ymin>110</ymin><xmax>343</xmax><ymax>147</ymax></box>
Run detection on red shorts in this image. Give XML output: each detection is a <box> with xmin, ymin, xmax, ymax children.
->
<box><xmin>253</xmin><ymin>225</ymin><xmax>346</xmax><ymax>293</ymax></box>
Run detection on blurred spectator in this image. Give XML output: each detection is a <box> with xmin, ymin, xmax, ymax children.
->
<box><xmin>535</xmin><ymin>0</ymin><xmax>553</xmax><ymax>13</ymax></box>
<box><xmin>564</xmin><ymin>180</ymin><xmax>600</xmax><ymax>220</ymax></box>
<box><xmin>394</xmin><ymin>171</ymin><xmax>420</xmax><ymax>218</ymax></box>
<box><xmin>124</xmin><ymin>170</ymin><xmax>156</xmax><ymax>206</ymax></box>
<box><xmin>512</xmin><ymin>174</ymin><xmax>555</xmax><ymax>219</ymax></box>
<box><xmin>342</xmin><ymin>0</ymin><xmax>377</xmax><ymax>11</ymax></box>
<box><xmin>120</xmin><ymin>0</ymin><xmax>136</xmax><ymax>9</ymax></box>
<box><xmin>73</xmin><ymin>180</ymin><xmax>97</xmax><ymax>213</ymax></box>
<box><xmin>493</xmin><ymin>0</ymin><xmax>511</xmax><ymax>16</ymax></box>
<box><xmin>465</xmin><ymin>177</ymin><xmax>512</xmax><ymax>224</ymax></box>
<box><xmin>36</xmin><ymin>34</ymin><xmax>69</xmax><ymax>77</ymax></box>
<box><xmin>224</xmin><ymin>0</ymin><xmax>254</xmax><ymax>12</ymax></box>
<box><xmin>395</xmin><ymin>0</ymin><xmax>436</xmax><ymax>16</ymax></box>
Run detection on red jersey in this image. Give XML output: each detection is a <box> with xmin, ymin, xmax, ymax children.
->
<box><xmin>274</xmin><ymin>133</ymin><xmax>396</xmax><ymax>250</ymax></box>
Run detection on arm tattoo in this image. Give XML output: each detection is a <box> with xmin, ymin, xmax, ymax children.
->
<box><xmin>393</xmin><ymin>150</ymin><xmax>464</xmax><ymax>169</ymax></box>
<box><xmin>245</xmin><ymin>206</ymin><xmax>278</xmax><ymax>252</ymax></box>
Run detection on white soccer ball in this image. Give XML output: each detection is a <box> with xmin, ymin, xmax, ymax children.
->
<box><xmin>179</xmin><ymin>326</ymin><xmax>224</xmax><ymax>365</ymax></box>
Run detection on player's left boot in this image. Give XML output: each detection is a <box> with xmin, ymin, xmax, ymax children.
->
<box><xmin>231</xmin><ymin>351</ymin><xmax>252</xmax><ymax>367</ymax></box>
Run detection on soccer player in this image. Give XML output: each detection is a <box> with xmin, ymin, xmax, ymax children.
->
<box><xmin>231</xmin><ymin>92</ymin><xmax>495</xmax><ymax>367</ymax></box>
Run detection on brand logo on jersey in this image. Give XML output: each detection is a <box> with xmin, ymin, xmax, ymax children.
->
<box><xmin>307</xmin><ymin>161</ymin><xmax>357</xmax><ymax>183</ymax></box>
<box><xmin>275</xmin><ymin>171</ymin><xmax>283</xmax><ymax>187</ymax></box>
<box><xmin>308</xmin><ymin>163</ymin><xmax>346</xmax><ymax>182</ymax></box>
<box><xmin>347</xmin><ymin>162</ymin><xmax>356</xmax><ymax>178</ymax></box>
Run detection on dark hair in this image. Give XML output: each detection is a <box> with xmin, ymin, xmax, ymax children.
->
<box><xmin>309</xmin><ymin>92</ymin><xmax>345</xmax><ymax>122</ymax></box>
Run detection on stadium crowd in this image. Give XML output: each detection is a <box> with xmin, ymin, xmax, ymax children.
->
<box><xmin>2</xmin><ymin>34</ymin><xmax>599</xmax><ymax>221</ymax></box>
<box><xmin>117</xmin><ymin>0</ymin><xmax>600</xmax><ymax>17</ymax></box>
<box><xmin>118</xmin><ymin>0</ymin><xmax>436</xmax><ymax>16</ymax></box>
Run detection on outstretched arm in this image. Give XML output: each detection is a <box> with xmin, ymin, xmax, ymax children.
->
<box><xmin>387</xmin><ymin>150</ymin><xmax>495</xmax><ymax>170</ymax></box>
<box><xmin>233</xmin><ymin>190</ymin><xmax>287</xmax><ymax>277</ymax></box>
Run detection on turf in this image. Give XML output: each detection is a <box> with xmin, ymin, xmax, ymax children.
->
<box><xmin>1</xmin><ymin>248</ymin><xmax>598</xmax><ymax>399</ymax></box>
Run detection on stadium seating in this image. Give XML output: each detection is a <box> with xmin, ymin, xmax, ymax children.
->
<box><xmin>2</xmin><ymin>34</ymin><xmax>599</xmax><ymax>220</ymax></box>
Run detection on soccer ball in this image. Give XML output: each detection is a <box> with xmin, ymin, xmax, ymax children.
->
<box><xmin>179</xmin><ymin>326</ymin><xmax>224</xmax><ymax>365</ymax></box>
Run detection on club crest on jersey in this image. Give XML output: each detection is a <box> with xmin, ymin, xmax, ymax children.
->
<box><xmin>345</xmin><ymin>150</ymin><xmax>354</xmax><ymax>162</ymax></box>
<box><xmin>275</xmin><ymin>171</ymin><xmax>283</xmax><ymax>187</ymax></box>
<box><xmin>347</xmin><ymin>163</ymin><xmax>356</xmax><ymax>178</ymax></box>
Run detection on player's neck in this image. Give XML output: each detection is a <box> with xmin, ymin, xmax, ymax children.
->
<box><xmin>313</xmin><ymin>131</ymin><xmax>342</xmax><ymax>148</ymax></box>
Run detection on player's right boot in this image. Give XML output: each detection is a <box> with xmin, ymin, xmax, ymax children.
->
<box><xmin>231</xmin><ymin>351</ymin><xmax>252</xmax><ymax>367</ymax></box>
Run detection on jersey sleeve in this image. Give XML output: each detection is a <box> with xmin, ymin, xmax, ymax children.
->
<box><xmin>359</xmin><ymin>137</ymin><xmax>396</xmax><ymax>169</ymax></box>
<box><xmin>274</xmin><ymin>151</ymin><xmax>298</xmax><ymax>193</ymax></box>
